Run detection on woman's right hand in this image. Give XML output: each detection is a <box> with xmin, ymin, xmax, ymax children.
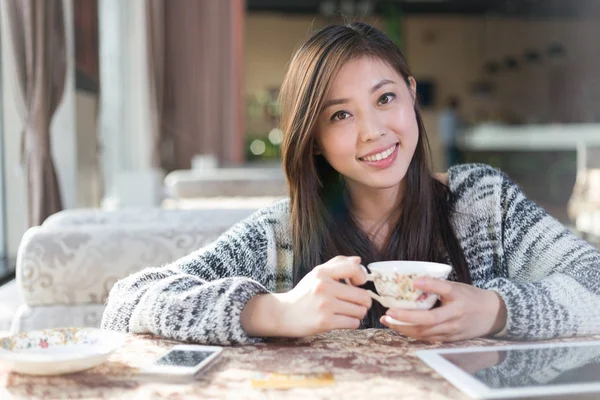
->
<box><xmin>241</xmin><ymin>256</ymin><xmax>372</xmax><ymax>338</ymax></box>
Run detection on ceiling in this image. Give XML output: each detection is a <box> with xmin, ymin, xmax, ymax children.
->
<box><xmin>247</xmin><ymin>0</ymin><xmax>600</xmax><ymax>18</ymax></box>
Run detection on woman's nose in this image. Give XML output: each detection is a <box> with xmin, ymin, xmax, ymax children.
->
<box><xmin>358</xmin><ymin>112</ymin><xmax>386</xmax><ymax>142</ymax></box>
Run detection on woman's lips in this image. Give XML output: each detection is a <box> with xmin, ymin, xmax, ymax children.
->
<box><xmin>359</xmin><ymin>143</ymin><xmax>399</xmax><ymax>169</ymax></box>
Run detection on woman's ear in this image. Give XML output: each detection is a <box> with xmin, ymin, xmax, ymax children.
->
<box><xmin>408</xmin><ymin>76</ymin><xmax>417</xmax><ymax>105</ymax></box>
<box><xmin>313</xmin><ymin>141</ymin><xmax>322</xmax><ymax>155</ymax></box>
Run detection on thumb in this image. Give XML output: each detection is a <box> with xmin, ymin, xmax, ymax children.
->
<box><xmin>321</xmin><ymin>260</ymin><xmax>366</xmax><ymax>284</ymax></box>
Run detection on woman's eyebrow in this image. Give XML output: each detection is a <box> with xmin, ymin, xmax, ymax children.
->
<box><xmin>322</xmin><ymin>97</ymin><xmax>349</xmax><ymax>110</ymax></box>
<box><xmin>371</xmin><ymin>79</ymin><xmax>396</xmax><ymax>93</ymax></box>
<box><xmin>322</xmin><ymin>79</ymin><xmax>397</xmax><ymax>110</ymax></box>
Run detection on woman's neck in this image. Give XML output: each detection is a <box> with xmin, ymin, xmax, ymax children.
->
<box><xmin>346</xmin><ymin>181</ymin><xmax>405</xmax><ymax>248</ymax></box>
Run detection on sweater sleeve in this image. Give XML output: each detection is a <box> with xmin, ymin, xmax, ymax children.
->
<box><xmin>101</xmin><ymin>212</ymin><xmax>276</xmax><ymax>345</ymax></box>
<box><xmin>479</xmin><ymin>166</ymin><xmax>600</xmax><ymax>339</ymax></box>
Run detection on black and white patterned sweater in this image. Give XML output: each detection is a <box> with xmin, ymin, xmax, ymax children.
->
<box><xmin>101</xmin><ymin>164</ymin><xmax>600</xmax><ymax>344</ymax></box>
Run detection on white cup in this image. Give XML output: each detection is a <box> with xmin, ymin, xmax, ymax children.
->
<box><xmin>364</xmin><ymin>260</ymin><xmax>451</xmax><ymax>309</ymax></box>
<box><xmin>347</xmin><ymin>260</ymin><xmax>452</xmax><ymax>325</ymax></box>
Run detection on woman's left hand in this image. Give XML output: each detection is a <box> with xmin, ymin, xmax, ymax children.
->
<box><xmin>381</xmin><ymin>278</ymin><xmax>507</xmax><ymax>342</ymax></box>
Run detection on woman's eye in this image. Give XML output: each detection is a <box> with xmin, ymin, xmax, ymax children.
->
<box><xmin>331</xmin><ymin>111</ymin><xmax>350</xmax><ymax>121</ymax></box>
<box><xmin>378</xmin><ymin>93</ymin><xmax>396</xmax><ymax>105</ymax></box>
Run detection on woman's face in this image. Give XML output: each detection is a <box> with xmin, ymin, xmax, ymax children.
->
<box><xmin>315</xmin><ymin>57</ymin><xmax>419</xmax><ymax>196</ymax></box>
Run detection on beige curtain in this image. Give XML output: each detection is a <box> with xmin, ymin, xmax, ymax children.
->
<box><xmin>5</xmin><ymin>0</ymin><xmax>66</xmax><ymax>226</ymax></box>
<box><xmin>146</xmin><ymin>0</ymin><xmax>245</xmax><ymax>171</ymax></box>
<box><xmin>146</xmin><ymin>0</ymin><xmax>165</xmax><ymax>169</ymax></box>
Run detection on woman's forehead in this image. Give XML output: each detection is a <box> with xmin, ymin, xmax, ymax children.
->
<box><xmin>328</xmin><ymin>57</ymin><xmax>404</xmax><ymax>93</ymax></box>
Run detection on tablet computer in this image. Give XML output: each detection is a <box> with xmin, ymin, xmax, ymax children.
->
<box><xmin>416</xmin><ymin>340</ymin><xmax>600</xmax><ymax>399</ymax></box>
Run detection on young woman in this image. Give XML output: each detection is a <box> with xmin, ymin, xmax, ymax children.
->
<box><xmin>102</xmin><ymin>22</ymin><xmax>600</xmax><ymax>345</ymax></box>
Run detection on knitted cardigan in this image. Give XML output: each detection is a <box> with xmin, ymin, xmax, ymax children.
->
<box><xmin>101</xmin><ymin>164</ymin><xmax>600</xmax><ymax>344</ymax></box>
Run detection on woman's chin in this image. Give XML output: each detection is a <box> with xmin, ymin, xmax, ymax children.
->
<box><xmin>364</xmin><ymin>169</ymin><xmax>408</xmax><ymax>190</ymax></box>
<box><xmin>359</xmin><ymin>178</ymin><xmax>404</xmax><ymax>191</ymax></box>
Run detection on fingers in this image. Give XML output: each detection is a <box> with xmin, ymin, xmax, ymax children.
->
<box><xmin>382</xmin><ymin>301</ymin><xmax>463</xmax><ymax>342</ymax></box>
<box><xmin>331</xmin><ymin>298</ymin><xmax>369</xmax><ymax>320</ymax></box>
<box><xmin>345</xmin><ymin>264</ymin><xmax>369</xmax><ymax>286</ymax></box>
<box><xmin>386</xmin><ymin>304</ymin><xmax>455</xmax><ymax>326</ymax></box>
<box><xmin>381</xmin><ymin>316</ymin><xmax>463</xmax><ymax>342</ymax></box>
<box><xmin>327</xmin><ymin>280</ymin><xmax>372</xmax><ymax>309</ymax></box>
<box><xmin>412</xmin><ymin>277</ymin><xmax>454</xmax><ymax>299</ymax></box>
<box><xmin>317</xmin><ymin>256</ymin><xmax>368</xmax><ymax>286</ymax></box>
<box><xmin>328</xmin><ymin>314</ymin><xmax>362</xmax><ymax>330</ymax></box>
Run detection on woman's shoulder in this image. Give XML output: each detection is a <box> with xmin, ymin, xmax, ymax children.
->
<box><xmin>212</xmin><ymin>199</ymin><xmax>291</xmax><ymax>250</ymax></box>
<box><xmin>447</xmin><ymin>163</ymin><xmax>508</xmax><ymax>195</ymax></box>
<box><xmin>242</xmin><ymin>198</ymin><xmax>291</xmax><ymax>232</ymax></box>
<box><xmin>445</xmin><ymin>163</ymin><xmax>512</xmax><ymax>211</ymax></box>
<box><xmin>251</xmin><ymin>198</ymin><xmax>290</xmax><ymax>220</ymax></box>
<box><xmin>447</xmin><ymin>163</ymin><xmax>506</xmax><ymax>187</ymax></box>
<box><xmin>248</xmin><ymin>199</ymin><xmax>293</xmax><ymax>250</ymax></box>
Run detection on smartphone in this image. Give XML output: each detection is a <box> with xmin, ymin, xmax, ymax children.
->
<box><xmin>141</xmin><ymin>345</ymin><xmax>223</xmax><ymax>377</ymax></box>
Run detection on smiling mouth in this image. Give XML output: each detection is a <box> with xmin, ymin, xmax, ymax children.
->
<box><xmin>358</xmin><ymin>143</ymin><xmax>399</xmax><ymax>162</ymax></box>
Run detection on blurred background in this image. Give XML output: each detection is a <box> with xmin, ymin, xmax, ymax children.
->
<box><xmin>1</xmin><ymin>0</ymin><xmax>600</xmax><ymax>287</ymax></box>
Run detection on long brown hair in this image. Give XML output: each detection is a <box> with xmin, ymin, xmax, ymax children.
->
<box><xmin>280</xmin><ymin>22</ymin><xmax>471</xmax><ymax>328</ymax></box>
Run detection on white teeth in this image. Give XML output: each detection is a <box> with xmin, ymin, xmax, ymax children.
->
<box><xmin>362</xmin><ymin>144</ymin><xmax>396</xmax><ymax>162</ymax></box>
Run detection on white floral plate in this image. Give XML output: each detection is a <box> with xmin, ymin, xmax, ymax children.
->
<box><xmin>0</xmin><ymin>327</ymin><xmax>126</xmax><ymax>375</ymax></box>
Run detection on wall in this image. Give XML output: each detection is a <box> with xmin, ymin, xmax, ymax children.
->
<box><xmin>246</xmin><ymin>15</ymin><xmax>323</xmax><ymax>95</ymax></box>
<box><xmin>480</xmin><ymin>18</ymin><xmax>600</xmax><ymax>123</ymax></box>
<box><xmin>245</xmin><ymin>13</ymin><xmax>600</xmax><ymax>169</ymax></box>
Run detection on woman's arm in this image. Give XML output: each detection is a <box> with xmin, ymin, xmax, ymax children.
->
<box><xmin>481</xmin><ymin>166</ymin><xmax>600</xmax><ymax>339</ymax></box>
<box><xmin>101</xmin><ymin>212</ymin><xmax>277</xmax><ymax>345</ymax></box>
<box><xmin>382</xmin><ymin>165</ymin><xmax>599</xmax><ymax>342</ymax></box>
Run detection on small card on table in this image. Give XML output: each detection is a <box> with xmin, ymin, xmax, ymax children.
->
<box><xmin>251</xmin><ymin>372</ymin><xmax>335</xmax><ymax>389</ymax></box>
